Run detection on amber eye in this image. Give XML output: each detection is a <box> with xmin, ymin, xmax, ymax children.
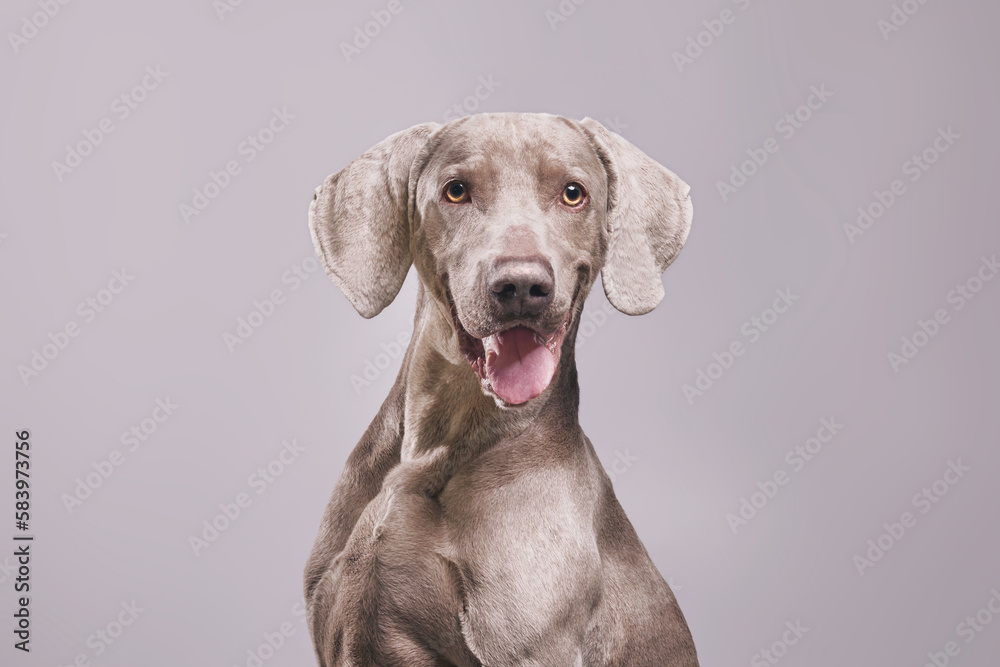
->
<box><xmin>445</xmin><ymin>181</ymin><xmax>468</xmax><ymax>203</ymax></box>
<box><xmin>562</xmin><ymin>182</ymin><xmax>586</xmax><ymax>207</ymax></box>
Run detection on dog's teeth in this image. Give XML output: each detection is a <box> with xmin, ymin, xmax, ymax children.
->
<box><xmin>483</xmin><ymin>334</ymin><xmax>500</xmax><ymax>356</ymax></box>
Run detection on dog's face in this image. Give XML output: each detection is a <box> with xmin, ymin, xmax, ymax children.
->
<box><xmin>411</xmin><ymin>116</ymin><xmax>607</xmax><ymax>405</ymax></box>
<box><xmin>310</xmin><ymin>113</ymin><xmax>692</xmax><ymax>406</ymax></box>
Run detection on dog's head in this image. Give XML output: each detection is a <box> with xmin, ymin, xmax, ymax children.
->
<box><xmin>310</xmin><ymin>113</ymin><xmax>692</xmax><ymax>406</ymax></box>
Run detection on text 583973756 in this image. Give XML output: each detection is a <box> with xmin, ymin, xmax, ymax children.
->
<box><xmin>13</xmin><ymin>430</ymin><xmax>33</xmax><ymax>652</ymax></box>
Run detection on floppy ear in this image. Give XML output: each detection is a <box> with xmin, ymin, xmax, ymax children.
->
<box><xmin>309</xmin><ymin>122</ymin><xmax>441</xmax><ymax>318</ymax></box>
<box><xmin>580</xmin><ymin>118</ymin><xmax>693</xmax><ymax>316</ymax></box>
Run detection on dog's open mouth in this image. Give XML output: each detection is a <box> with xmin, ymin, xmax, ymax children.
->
<box><xmin>449</xmin><ymin>295</ymin><xmax>574</xmax><ymax>406</ymax></box>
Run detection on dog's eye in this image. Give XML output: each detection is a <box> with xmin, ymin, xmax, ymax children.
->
<box><xmin>444</xmin><ymin>181</ymin><xmax>469</xmax><ymax>203</ymax></box>
<box><xmin>562</xmin><ymin>183</ymin><xmax>586</xmax><ymax>207</ymax></box>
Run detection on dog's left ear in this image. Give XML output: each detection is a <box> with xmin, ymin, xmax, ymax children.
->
<box><xmin>579</xmin><ymin>118</ymin><xmax>693</xmax><ymax>316</ymax></box>
<box><xmin>309</xmin><ymin>122</ymin><xmax>441</xmax><ymax>318</ymax></box>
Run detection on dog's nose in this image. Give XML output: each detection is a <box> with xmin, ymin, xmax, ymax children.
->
<box><xmin>488</xmin><ymin>258</ymin><xmax>554</xmax><ymax>318</ymax></box>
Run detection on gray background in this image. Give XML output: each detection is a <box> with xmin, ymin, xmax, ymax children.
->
<box><xmin>2</xmin><ymin>0</ymin><xmax>999</xmax><ymax>665</ymax></box>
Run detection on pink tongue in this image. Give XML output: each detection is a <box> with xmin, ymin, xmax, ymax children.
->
<box><xmin>485</xmin><ymin>327</ymin><xmax>556</xmax><ymax>405</ymax></box>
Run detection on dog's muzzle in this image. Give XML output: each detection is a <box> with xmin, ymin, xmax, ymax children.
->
<box><xmin>449</xmin><ymin>272</ymin><xmax>577</xmax><ymax>406</ymax></box>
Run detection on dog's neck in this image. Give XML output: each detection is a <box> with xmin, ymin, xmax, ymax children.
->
<box><xmin>394</xmin><ymin>281</ymin><xmax>580</xmax><ymax>491</ymax></box>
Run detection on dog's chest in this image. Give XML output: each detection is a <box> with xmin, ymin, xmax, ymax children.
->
<box><xmin>436</xmin><ymin>463</ymin><xmax>603</xmax><ymax>657</ymax></box>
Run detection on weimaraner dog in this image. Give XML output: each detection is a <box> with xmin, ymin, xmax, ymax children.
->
<box><xmin>304</xmin><ymin>112</ymin><xmax>697</xmax><ymax>666</ymax></box>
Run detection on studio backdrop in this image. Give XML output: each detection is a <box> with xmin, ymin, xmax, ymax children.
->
<box><xmin>1</xmin><ymin>1</ymin><xmax>998</xmax><ymax>665</ymax></box>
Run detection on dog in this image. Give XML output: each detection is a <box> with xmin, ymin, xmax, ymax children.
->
<box><xmin>304</xmin><ymin>112</ymin><xmax>697</xmax><ymax>666</ymax></box>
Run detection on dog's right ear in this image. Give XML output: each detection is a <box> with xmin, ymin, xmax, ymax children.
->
<box><xmin>309</xmin><ymin>122</ymin><xmax>441</xmax><ymax>318</ymax></box>
<box><xmin>579</xmin><ymin>118</ymin><xmax>693</xmax><ymax>317</ymax></box>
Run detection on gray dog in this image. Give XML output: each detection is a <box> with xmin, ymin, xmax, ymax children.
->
<box><xmin>304</xmin><ymin>112</ymin><xmax>697</xmax><ymax>666</ymax></box>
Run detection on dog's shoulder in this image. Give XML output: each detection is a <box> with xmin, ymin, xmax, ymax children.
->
<box><xmin>304</xmin><ymin>376</ymin><xmax>406</xmax><ymax>604</ymax></box>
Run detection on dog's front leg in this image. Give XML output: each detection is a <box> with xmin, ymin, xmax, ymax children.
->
<box><xmin>310</xmin><ymin>455</ymin><xmax>480</xmax><ymax>667</ymax></box>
